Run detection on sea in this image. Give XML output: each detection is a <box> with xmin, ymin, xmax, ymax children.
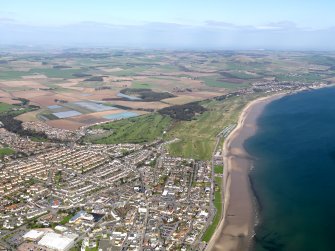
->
<box><xmin>245</xmin><ymin>87</ymin><xmax>335</xmax><ymax>251</ymax></box>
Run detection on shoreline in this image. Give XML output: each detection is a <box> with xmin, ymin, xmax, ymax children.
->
<box><xmin>206</xmin><ymin>92</ymin><xmax>286</xmax><ymax>251</ymax></box>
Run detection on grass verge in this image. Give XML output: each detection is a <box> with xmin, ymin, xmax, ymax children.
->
<box><xmin>0</xmin><ymin>147</ymin><xmax>15</xmax><ymax>157</ymax></box>
<box><xmin>214</xmin><ymin>165</ymin><xmax>224</xmax><ymax>174</ymax></box>
<box><xmin>202</xmin><ymin>177</ymin><xmax>223</xmax><ymax>242</ymax></box>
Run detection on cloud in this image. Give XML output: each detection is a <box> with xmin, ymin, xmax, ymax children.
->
<box><xmin>205</xmin><ymin>21</ymin><xmax>237</xmax><ymax>28</ymax></box>
<box><xmin>0</xmin><ymin>17</ymin><xmax>16</xmax><ymax>23</ymax></box>
<box><xmin>205</xmin><ymin>20</ymin><xmax>300</xmax><ymax>31</ymax></box>
<box><xmin>0</xmin><ymin>20</ymin><xmax>334</xmax><ymax>50</ymax></box>
<box><xmin>204</xmin><ymin>21</ymin><xmax>256</xmax><ymax>31</ymax></box>
<box><xmin>255</xmin><ymin>21</ymin><xmax>298</xmax><ymax>31</ymax></box>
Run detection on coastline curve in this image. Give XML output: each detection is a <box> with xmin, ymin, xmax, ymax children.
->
<box><xmin>206</xmin><ymin>93</ymin><xmax>285</xmax><ymax>251</ymax></box>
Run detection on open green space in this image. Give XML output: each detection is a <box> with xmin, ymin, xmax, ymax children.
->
<box><xmin>214</xmin><ymin>165</ymin><xmax>224</xmax><ymax>174</ymax></box>
<box><xmin>200</xmin><ymin>76</ymin><xmax>249</xmax><ymax>89</ymax></box>
<box><xmin>202</xmin><ymin>177</ymin><xmax>223</xmax><ymax>242</ymax></box>
<box><xmin>275</xmin><ymin>73</ymin><xmax>323</xmax><ymax>82</ymax></box>
<box><xmin>0</xmin><ymin>71</ymin><xmax>28</xmax><ymax>80</ymax></box>
<box><xmin>85</xmin><ymin>246</ymin><xmax>98</xmax><ymax>251</ymax></box>
<box><xmin>0</xmin><ymin>68</ymin><xmax>84</xmax><ymax>80</ymax></box>
<box><xmin>132</xmin><ymin>81</ymin><xmax>153</xmax><ymax>89</ymax></box>
<box><xmin>224</xmin><ymin>62</ymin><xmax>266</xmax><ymax>71</ymax></box>
<box><xmin>304</xmin><ymin>55</ymin><xmax>335</xmax><ymax>66</ymax></box>
<box><xmin>192</xmin><ymin>181</ymin><xmax>211</xmax><ymax>187</ymax></box>
<box><xmin>224</xmin><ymin>71</ymin><xmax>260</xmax><ymax>79</ymax></box>
<box><xmin>29</xmin><ymin>68</ymin><xmax>83</xmax><ymax>78</ymax></box>
<box><xmin>60</xmin><ymin>213</ymin><xmax>76</xmax><ymax>225</ymax></box>
<box><xmin>158</xmin><ymin>64</ymin><xmax>180</xmax><ymax>72</ymax></box>
<box><xmin>0</xmin><ymin>102</ymin><xmax>14</xmax><ymax>113</ymax></box>
<box><xmin>87</xmin><ymin>113</ymin><xmax>172</xmax><ymax>144</ymax></box>
<box><xmin>0</xmin><ymin>147</ymin><xmax>15</xmax><ymax>157</ymax></box>
<box><xmin>30</xmin><ymin>136</ymin><xmax>50</xmax><ymax>142</ymax></box>
<box><xmin>167</xmin><ymin>93</ymin><xmax>265</xmax><ymax>160</ymax></box>
<box><xmin>111</xmin><ymin>66</ymin><xmax>150</xmax><ymax>76</ymax></box>
<box><xmin>6</xmin><ymin>106</ymin><xmax>38</xmax><ymax>117</ymax></box>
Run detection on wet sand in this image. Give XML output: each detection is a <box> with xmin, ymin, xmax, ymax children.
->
<box><xmin>206</xmin><ymin>94</ymin><xmax>285</xmax><ymax>251</ymax></box>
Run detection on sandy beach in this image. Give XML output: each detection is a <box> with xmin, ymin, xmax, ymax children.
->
<box><xmin>206</xmin><ymin>93</ymin><xmax>286</xmax><ymax>251</ymax></box>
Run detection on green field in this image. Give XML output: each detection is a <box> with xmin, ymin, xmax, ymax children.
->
<box><xmin>225</xmin><ymin>62</ymin><xmax>267</xmax><ymax>71</ymax></box>
<box><xmin>88</xmin><ymin>113</ymin><xmax>172</xmax><ymax>144</ymax></box>
<box><xmin>0</xmin><ymin>68</ymin><xmax>84</xmax><ymax>80</ymax></box>
<box><xmin>214</xmin><ymin>165</ymin><xmax>224</xmax><ymax>174</ymax></box>
<box><xmin>225</xmin><ymin>71</ymin><xmax>260</xmax><ymax>79</ymax></box>
<box><xmin>0</xmin><ymin>148</ymin><xmax>15</xmax><ymax>157</ymax></box>
<box><xmin>0</xmin><ymin>71</ymin><xmax>28</xmax><ymax>80</ymax></box>
<box><xmin>85</xmin><ymin>246</ymin><xmax>98</xmax><ymax>251</ymax></box>
<box><xmin>200</xmin><ymin>76</ymin><xmax>249</xmax><ymax>89</ymax></box>
<box><xmin>29</xmin><ymin>68</ymin><xmax>83</xmax><ymax>78</ymax></box>
<box><xmin>131</xmin><ymin>81</ymin><xmax>153</xmax><ymax>89</ymax></box>
<box><xmin>6</xmin><ymin>106</ymin><xmax>38</xmax><ymax>117</ymax></box>
<box><xmin>112</xmin><ymin>66</ymin><xmax>150</xmax><ymax>76</ymax></box>
<box><xmin>304</xmin><ymin>55</ymin><xmax>335</xmax><ymax>66</ymax></box>
<box><xmin>0</xmin><ymin>102</ymin><xmax>14</xmax><ymax>113</ymax></box>
<box><xmin>167</xmin><ymin>94</ymin><xmax>264</xmax><ymax>160</ymax></box>
<box><xmin>202</xmin><ymin>177</ymin><xmax>223</xmax><ymax>242</ymax></box>
<box><xmin>275</xmin><ymin>73</ymin><xmax>323</xmax><ymax>82</ymax></box>
<box><xmin>60</xmin><ymin>213</ymin><xmax>75</xmax><ymax>225</ymax></box>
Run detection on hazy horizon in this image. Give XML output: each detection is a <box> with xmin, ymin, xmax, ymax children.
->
<box><xmin>1</xmin><ymin>0</ymin><xmax>335</xmax><ymax>50</ymax></box>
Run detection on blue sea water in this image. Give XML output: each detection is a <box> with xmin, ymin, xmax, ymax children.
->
<box><xmin>245</xmin><ymin>87</ymin><xmax>335</xmax><ymax>251</ymax></box>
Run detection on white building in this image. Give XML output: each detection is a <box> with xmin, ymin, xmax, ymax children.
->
<box><xmin>23</xmin><ymin>229</ymin><xmax>45</xmax><ymax>241</ymax></box>
<box><xmin>38</xmin><ymin>232</ymin><xmax>75</xmax><ymax>251</ymax></box>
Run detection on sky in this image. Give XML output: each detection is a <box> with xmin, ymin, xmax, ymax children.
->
<box><xmin>1</xmin><ymin>0</ymin><xmax>335</xmax><ymax>49</ymax></box>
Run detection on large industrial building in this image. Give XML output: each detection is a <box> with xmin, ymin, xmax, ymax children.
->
<box><xmin>38</xmin><ymin>232</ymin><xmax>75</xmax><ymax>251</ymax></box>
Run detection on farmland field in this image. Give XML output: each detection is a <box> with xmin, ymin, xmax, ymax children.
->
<box><xmin>0</xmin><ymin>102</ymin><xmax>14</xmax><ymax>113</ymax></box>
<box><xmin>200</xmin><ymin>76</ymin><xmax>250</xmax><ymax>89</ymax></box>
<box><xmin>0</xmin><ymin>50</ymin><xmax>333</xmax><ymax>135</ymax></box>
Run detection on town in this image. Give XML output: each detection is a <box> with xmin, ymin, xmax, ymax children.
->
<box><xmin>0</xmin><ymin>124</ymin><xmax>222</xmax><ymax>251</ymax></box>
